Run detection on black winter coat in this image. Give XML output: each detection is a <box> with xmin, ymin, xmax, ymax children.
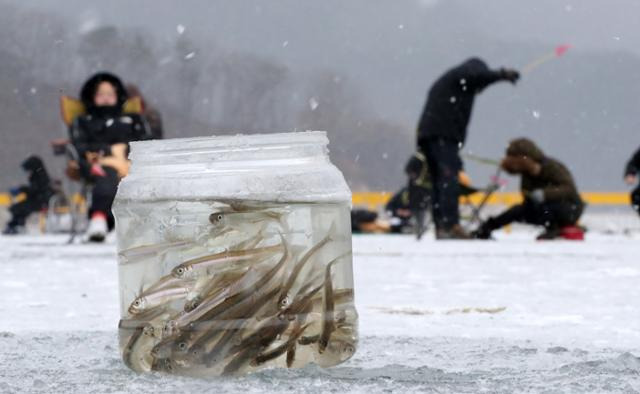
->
<box><xmin>625</xmin><ymin>147</ymin><xmax>640</xmax><ymax>177</ymax></box>
<box><xmin>417</xmin><ymin>58</ymin><xmax>506</xmax><ymax>145</ymax></box>
<box><xmin>20</xmin><ymin>156</ymin><xmax>53</xmax><ymax>205</ymax></box>
<box><xmin>70</xmin><ymin>72</ymin><xmax>152</xmax><ymax>158</ymax></box>
<box><xmin>70</xmin><ymin>113</ymin><xmax>152</xmax><ymax>158</ymax></box>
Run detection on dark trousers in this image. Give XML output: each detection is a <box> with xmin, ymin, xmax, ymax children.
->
<box><xmin>89</xmin><ymin>166</ymin><xmax>119</xmax><ymax>230</ymax></box>
<box><xmin>420</xmin><ymin>138</ymin><xmax>462</xmax><ymax>229</ymax></box>
<box><xmin>8</xmin><ymin>198</ymin><xmax>43</xmax><ymax>227</ymax></box>
<box><xmin>632</xmin><ymin>187</ymin><xmax>640</xmax><ymax>216</ymax></box>
<box><xmin>485</xmin><ymin>200</ymin><xmax>584</xmax><ymax>232</ymax></box>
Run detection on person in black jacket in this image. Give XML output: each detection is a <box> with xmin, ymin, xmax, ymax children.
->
<box><xmin>3</xmin><ymin>156</ymin><xmax>54</xmax><ymax>234</ymax></box>
<box><xmin>417</xmin><ymin>57</ymin><xmax>520</xmax><ymax>239</ymax></box>
<box><xmin>70</xmin><ymin>72</ymin><xmax>152</xmax><ymax>242</ymax></box>
<box><xmin>624</xmin><ymin>147</ymin><xmax>640</xmax><ymax>216</ymax></box>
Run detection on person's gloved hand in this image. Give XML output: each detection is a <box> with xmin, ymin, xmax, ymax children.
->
<box><xmin>9</xmin><ymin>186</ymin><xmax>22</xmax><ymax>196</ymax></box>
<box><xmin>529</xmin><ymin>189</ymin><xmax>545</xmax><ymax>203</ymax></box>
<box><xmin>501</xmin><ymin>68</ymin><xmax>520</xmax><ymax>84</ymax></box>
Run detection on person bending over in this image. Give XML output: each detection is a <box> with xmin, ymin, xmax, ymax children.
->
<box><xmin>473</xmin><ymin>138</ymin><xmax>584</xmax><ymax>240</ymax></box>
<box><xmin>417</xmin><ymin>57</ymin><xmax>519</xmax><ymax>239</ymax></box>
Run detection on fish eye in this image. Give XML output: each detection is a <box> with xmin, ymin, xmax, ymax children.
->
<box><xmin>178</xmin><ymin>342</ymin><xmax>187</xmax><ymax>350</ymax></box>
<box><xmin>209</xmin><ymin>213</ymin><xmax>224</xmax><ymax>224</ymax></box>
<box><xmin>134</xmin><ymin>300</ymin><xmax>141</xmax><ymax>306</ymax></box>
<box><xmin>176</xmin><ymin>267</ymin><xmax>184</xmax><ymax>275</ymax></box>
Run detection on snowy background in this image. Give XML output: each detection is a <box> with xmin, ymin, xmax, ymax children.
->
<box><xmin>2</xmin><ymin>0</ymin><xmax>640</xmax><ymax>191</ymax></box>
<box><xmin>1</xmin><ymin>211</ymin><xmax>639</xmax><ymax>393</ymax></box>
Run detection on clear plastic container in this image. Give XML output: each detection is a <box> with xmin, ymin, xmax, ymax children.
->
<box><xmin>113</xmin><ymin>131</ymin><xmax>357</xmax><ymax>376</ymax></box>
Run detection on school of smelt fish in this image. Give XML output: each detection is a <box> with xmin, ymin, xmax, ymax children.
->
<box><xmin>117</xmin><ymin>205</ymin><xmax>357</xmax><ymax>376</ymax></box>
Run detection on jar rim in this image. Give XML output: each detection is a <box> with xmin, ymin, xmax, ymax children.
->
<box><xmin>130</xmin><ymin>130</ymin><xmax>328</xmax><ymax>155</ymax></box>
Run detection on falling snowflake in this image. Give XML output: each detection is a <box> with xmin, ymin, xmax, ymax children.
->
<box><xmin>282</xmin><ymin>41</ymin><xmax>289</xmax><ymax>48</ymax></box>
<box><xmin>532</xmin><ymin>110</ymin><xmax>541</xmax><ymax>119</ymax></box>
<box><xmin>176</xmin><ymin>25</ymin><xmax>186</xmax><ymax>35</ymax></box>
<box><xmin>184</xmin><ymin>52</ymin><xmax>196</xmax><ymax>60</ymax></box>
<box><xmin>449</xmin><ymin>96</ymin><xmax>457</xmax><ymax>103</ymax></box>
<box><xmin>309</xmin><ymin>97</ymin><xmax>319</xmax><ymax>111</ymax></box>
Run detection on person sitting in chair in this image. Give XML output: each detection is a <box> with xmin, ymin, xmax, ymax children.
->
<box><xmin>70</xmin><ymin>72</ymin><xmax>152</xmax><ymax>242</ymax></box>
<box><xmin>473</xmin><ymin>138</ymin><xmax>584</xmax><ymax>240</ymax></box>
<box><xmin>3</xmin><ymin>156</ymin><xmax>54</xmax><ymax>235</ymax></box>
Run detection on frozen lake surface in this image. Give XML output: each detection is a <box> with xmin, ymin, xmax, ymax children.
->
<box><xmin>1</xmin><ymin>222</ymin><xmax>639</xmax><ymax>393</ymax></box>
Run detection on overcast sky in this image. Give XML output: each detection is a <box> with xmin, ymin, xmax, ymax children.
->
<box><xmin>3</xmin><ymin>0</ymin><xmax>640</xmax><ymax>191</ymax></box>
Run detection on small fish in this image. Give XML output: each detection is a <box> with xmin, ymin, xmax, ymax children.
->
<box><xmin>222</xmin><ymin>345</ymin><xmax>264</xmax><ymax>375</ymax></box>
<box><xmin>143</xmin><ymin>273</ymin><xmax>194</xmax><ymax>296</ymax></box>
<box><xmin>153</xmin><ymin>238</ymin><xmax>287</xmax><ymax>363</ymax></box>
<box><xmin>286</xmin><ymin>346</ymin><xmax>296</xmax><ymax>368</ymax></box>
<box><xmin>298</xmin><ymin>334</ymin><xmax>320</xmax><ymax>346</ymax></box>
<box><xmin>318</xmin><ymin>256</ymin><xmax>343</xmax><ymax>354</ymax></box>
<box><xmin>202</xmin><ymin>287</ymin><xmax>281</xmax><ymax>368</ymax></box>
<box><xmin>185</xmin><ymin>234</ymin><xmax>289</xmax><ymax>327</ymax></box>
<box><xmin>252</xmin><ymin>322</ymin><xmax>310</xmax><ymax>367</ymax></box>
<box><xmin>277</xmin><ymin>231</ymin><xmax>333</xmax><ymax>309</ymax></box>
<box><xmin>208</xmin><ymin>210</ymin><xmax>283</xmax><ymax>229</ymax></box>
<box><xmin>184</xmin><ymin>269</ymin><xmax>248</xmax><ymax>313</ymax></box>
<box><xmin>171</xmin><ymin>243</ymin><xmax>283</xmax><ymax>279</ymax></box>
<box><xmin>118</xmin><ymin>240</ymin><xmax>192</xmax><ymax>264</ymax></box>
<box><xmin>311</xmin><ymin>288</ymin><xmax>354</xmax><ymax>310</ymax></box>
<box><xmin>229</xmin><ymin>280</ymin><xmax>322</xmax><ymax>356</ymax></box>
<box><xmin>128</xmin><ymin>286</ymin><xmax>190</xmax><ymax>315</ymax></box>
<box><xmin>121</xmin><ymin>308</ymin><xmax>167</xmax><ymax>372</ymax></box>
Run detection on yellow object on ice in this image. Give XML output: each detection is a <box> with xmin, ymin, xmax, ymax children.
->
<box><xmin>60</xmin><ymin>96</ymin><xmax>143</xmax><ymax>126</ymax></box>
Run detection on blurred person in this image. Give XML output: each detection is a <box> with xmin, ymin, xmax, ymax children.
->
<box><xmin>385</xmin><ymin>187</ymin><xmax>413</xmax><ymax>234</ymax></box>
<box><xmin>473</xmin><ymin>138</ymin><xmax>585</xmax><ymax>240</ymax></box>
<box><xmin>350</xmin><ymin>209</ymin><xmax>390</xmax><ymax>234</ymax></box>
<box><xmin>417</xmin><ymin>58</ymin><xmax>520</xmax><ymax>239</ymax></box>
<box><xmin>403</xmin><ymin>152</ymin><xmax>431</xmax><ymax>237</ymax></box>
<box><xmin>3</xmin><ymin>156</ymin><xmax>54</xmax><ymax>235</ymax></box>
<box><xmin>70</xmin><ymin>72</ymin><xmax>152</xmax><ymax>242</ymax></box>
<box><xmin>126</xmin><ymin>84</ymin><xmax>164</xmax><ymax>139</ymax></box>
<box><xmin>624</xmin><ymin>146</ymin><xmax>640</xmax><ymax>216</ymax></box>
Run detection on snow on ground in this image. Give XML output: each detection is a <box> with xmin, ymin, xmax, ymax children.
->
<box><xmin>1</xmin><ymin>213</ymin><xmax>640</xmax><ymax>393</ymax></box>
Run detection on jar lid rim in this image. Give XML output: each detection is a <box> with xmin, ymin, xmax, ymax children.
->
<box><xmin>130</xmin><ymin>131</ymin><xmax>328</xmax><ymax>153</ymax></box>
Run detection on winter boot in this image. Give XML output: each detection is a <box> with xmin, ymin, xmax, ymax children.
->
<box><xmin>471</xmin><ymin>219</ymin><xmax>496</xmax><ymax>240</ymax></box>
<box><xmin>536</xmin><ymin>227</ymin><xmax>562</xmax><ymax>240</ymax></box>
<box><xmin>436</xmin><ymin>224</ymin><xmax>471</xmax><ymax>240</ymax></box>
<box><xmin>86</xmin><ymin>212</ymin><xmax>108</xmax><ymax>243</ymax></box>
<box><xmin>2</xmin><ymin>225</ymin><xmax>25</xmax><ymax>235</ymax></box>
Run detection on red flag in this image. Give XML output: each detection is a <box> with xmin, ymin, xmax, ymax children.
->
<box><xmin>555</xmin><ymin>44</ymin><xmax>571</xmax><ymax>57</ymax></box>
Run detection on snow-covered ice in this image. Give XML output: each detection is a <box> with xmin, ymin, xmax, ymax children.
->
<box><xmin>1</xmin><ymin>219</ymin><xmax>640</xmax><ymax>393</ymax></box>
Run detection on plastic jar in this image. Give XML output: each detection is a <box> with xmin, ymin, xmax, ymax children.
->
<box><xmin>113</xmin><ymin>131</ymin><xmax>357</xmax><ymax>376</ymax></box>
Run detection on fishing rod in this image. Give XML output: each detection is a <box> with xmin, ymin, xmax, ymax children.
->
<box><xmin>521</xmin><ymin>44</ymin><xmax>571</xmax><ymax>75</ymax></box>
<box><xmin>462</xmin><ymin>152</ymin><xmax>501</xmax><ymax>167</ymax></box>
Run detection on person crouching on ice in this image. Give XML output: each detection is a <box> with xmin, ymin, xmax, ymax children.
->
<box><xmin>473</xmin><ymin>138</ymin><xmax>585</xmax><ymax>240</ymax></box>
<box><xmin>70</xmin><ymin>72</ymin><xmax>152</xmax><ymax>242</ymax></box>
